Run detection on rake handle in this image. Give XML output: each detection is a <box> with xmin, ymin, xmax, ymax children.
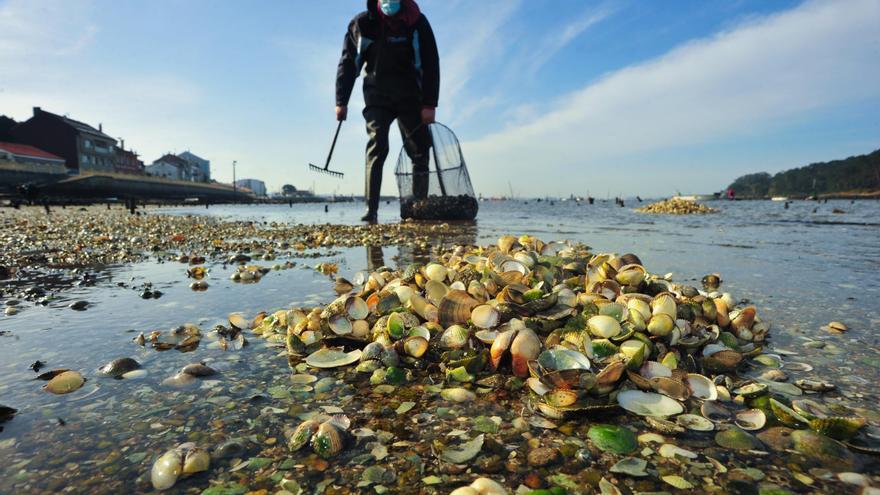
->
<box><xmin>323</xmin><ymin>120</ymin><xmax>343</xmax><ymax>170</ymax></box>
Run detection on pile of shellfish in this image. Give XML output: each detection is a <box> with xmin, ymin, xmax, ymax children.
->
<box><xmin>636</xmin><ymin>198</ymin><xmax>719</xmax><ymax>214</ymax></box>
<box><xmin>240</xmin><ymin>234</ymin><xmax>870</xmax><ymax>460</ymax></box>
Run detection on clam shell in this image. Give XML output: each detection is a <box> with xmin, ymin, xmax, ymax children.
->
<box><xmin>328</xmin><ymin>315</ymin><xmax>353</xmax><ymax>336</ymax></box>
<box><xmin>489</xmin><ymin>328</ymin><xmax>516</xmax><ymax>369</ymax></box>
<box><xmin>305</xmin><ymin>348</ymin><xmax>362</xmax><ymax>369</ymax></box>
<box><xmin>650</xmin><ymin>376</ymin><xmax>690</xmax><ymax>401</ymax></box>
<box><xmin>440</xmin><ymin>387</ymin><xmax>476</xmax><ymax>403</ymax></box>
<box><xmin>311</xmin><ymin>421</ymin><xmax>345</xmax><ymax>459</ymax></box>
<box><xmin>685</xmin><ymin>373</ymin><xmax>717</xmax><ymax>401</ymax></box>
<box><xmin>651</xmin><ymin>293</ymin><xmax>677</xmax><ymax>319</ymax></box>
<box><xmin>677</xmin><ymin>413</ymin><xmax>715</xmax><ymax>431</ymax></box>
<box><xmin>425</xmin><ymin>263</ymin><xmax>448</xmax><ymax>282</ymax></box>
<box><xmin>731</xmin><ymin>306</ymin><xmax>756</xmax><ymax>331</ymax></box>
<box><xmin>402</xmin><ymin>336</ymin><xmax>429</xmax><ymax>358</ymax></box>
<box><xmin>162</xmin><ymin>372</ymin><xmax>198</xmax><ymax>388</ymax></box>
<box><xmin>345</xmin><ymin>296</ymin><xmax>369</xmax><ymax>320</ymax></box>
<box><xmin>735</xmin><ymin>409</ymin><xmax>767</xmax><ymax>431</ymax></box>
<box><xmin>438</xmin><ymin>290</ymin><xmax>479</xmax><ymax>327</ymax></box>
<box><xmin>151</xmin><ymin>449</ymin><xmax>183</xmax><ymax>491</ymax></box>
<box><xmin>43</xmin><ymin>370</ymin><xmax>85</xmax><ymax>394</ymax></box>
<box><xmin>425</xmin><ymin>280</ymin><xmax>449</xmax><ymax>306</ymax></box>
<box><xmin>98</xmin><ymin>358</ymin><xmax>141</xmax><ymax>378</ymax></box>
<box><xmin>289</xmin><ymin>420</ymin><xmax>320</xmax><ymax>451</ymax></box>
<box><xmin>469</xmin><ymin>478</ymin><xmax>507</xmax><ymax>495</ymax></box>
<box><xmin>471</xmin><ymin>305</ymin><xmax>500</xmax><ymax>329</ymax></box>
<box><xmin>510</xmin><ymin>328</ymin><xmax>541</xmax><ymax>377</ymax></box>
<box><xmin>640</xmin><ymin>361</ymin><xmax>673</xmax><ymax>380</ymax></box>
<box><xmin>588</xmin><ymin>315</ymin><xmax>621</xmax><ymax>338</ymax></box>
<box><xmin>228</xmin><ymin>313</ymin><xmax>249</xmax><ymax>330</ymax></box>
<box><xmin>182</xmin><ymin>447</ymin><xmax>210</xmax><ymax>475</ymax></box>
<box><xmin>386</xmin><ymin>312</ymin><xmax>405</xmax><ymax>339</ymax></box>
<box><xmin>537</xmin><ymin>347</ymin><xmax>591</xmax><ymax>372</ymax></box>
<box><xmin>617</xmin><ymin>390</ymin><xmax>684</xmax><ymax>417</ymax></box>
<box><xmin>441</xmin><ymin>325</ymin><xmax>471</xmax><ymax>350</ymax></box>
<box><xmin>181</xmin><ymin>363</ymin><xmax>216</xmax><ymax>377</ymax></box>
<box><xmin>647</xmin><ymin>313</ymin><xmax>674</xmax><ymax>337</ymax></box>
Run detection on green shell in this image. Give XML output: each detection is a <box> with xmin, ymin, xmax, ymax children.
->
<box><xmin>769</xmin><ymin>398</ymin><xmax>808</xmax><ymax>428</ymax></box>
<box><xmin>791</xmin><ymin>430</ymin><xmax>856</xmax><ymax>471</ymax></box>
<box><xmin>809</xmin><ymin>416</ymin><xmax>866</xmax><ymax>440</ymax></box>
<box><xmin>288</xmin><ymin>420</ymin><xmax>319</xmax><ymax>451</ymax></box>
<box><xmin>587</xmin><ymin>424</ymin><xmax>638</xmax><ymax>454</ymax></box>
<box><xmin>715</xmin><ymin>427</ymin><xmax>763</xmax><ymax>451</ymax></box>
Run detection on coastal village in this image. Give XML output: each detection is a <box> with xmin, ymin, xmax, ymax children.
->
<box><xmin>0</xmin><ymin>107</ymin><xmax>317</xmax><ymax>203</ymax></box>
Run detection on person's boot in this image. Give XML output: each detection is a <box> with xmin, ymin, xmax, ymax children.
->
<box><xmin>360</xmin><ymin>209</ymin><xmax>378</xmax><ymax>223</ymax></box>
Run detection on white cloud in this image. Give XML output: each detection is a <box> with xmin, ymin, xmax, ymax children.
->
<box><xmin>437</xmin><ymin>0</ymin><xmax>523</xmax><ymax>112</ymax></box>
<box><xmin>522</xmin><ymin>5</ymin><xmax>615</xmax><ymax>76</ymax></box>
<box><xmin>0</xmin><ymin>0</ymin><xmax>97</xmax><ymax>61</ymax></box>
<box><xmin>464</xmin><ymin>0</ymin><xmax>880</xmax><ymax>196</ymax></box>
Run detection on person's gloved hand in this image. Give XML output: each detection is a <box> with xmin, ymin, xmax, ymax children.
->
<box><xmin>421</xmin><ymin>107</ymin><xmax>436</xmax><ymax>125</ymax></box>
<box><xmin>336</xmin><ymin>105</ymin><xmax>348</xmax><ymax>121</ymax></box>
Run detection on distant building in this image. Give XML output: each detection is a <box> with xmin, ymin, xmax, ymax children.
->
<box><xmin>0</xmin><ymin>141</ymin><xmax>67</xmax><ymax>172</ymax></box>
<box><xmin>178</xmin><ymin>151</ymin><xmax>210</xmax><ymax>182</ymax></box>
<box><xmin>146</xmin><ymin>153</ymin><xmax>210</xmax><ymax>181</ymax></box>
<box><xmin>0</xmin><ymin>116</ymin><xmax>17</xmax><ymax>142</ymax></box>
<box><xmin>113</xmin><ymin>141</ymin><xmax>145</xmax><ymax>176</ymax></box>
<box><xmin>146</xmin><ymin>154</ymin><xmax>190</xmax><ymax>180</ymax></box>
<box><xmin>281</xmin><ymin>184</ymin><xmax>315</xmax><ymax>199</ymax></box>
<box><xmin>11</xmin><ymin>107</ymin><xmax>117</xmax><ymax>173</ymax></box>
<box><xmin>235</xmin><ymin>178</ymin><xmax>267</xmax><ymax>197</ymax></box>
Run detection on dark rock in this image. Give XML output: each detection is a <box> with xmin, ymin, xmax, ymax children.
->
<box><xmin>68</xmin><ymin>300</ymin><xmax>89</xmax><ymax>311</ymax></box>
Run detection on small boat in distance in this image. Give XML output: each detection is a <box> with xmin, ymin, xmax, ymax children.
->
<box><xmin>771</xmin><ymin>196</ymin><xmax>789</xmax><ymax>201</ymax></box>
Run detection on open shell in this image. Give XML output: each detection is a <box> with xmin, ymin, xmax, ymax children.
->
<box><xmin>617</xmin><ymin>390</ymin><xmax>684</xmax><ymax>417</ymax></box>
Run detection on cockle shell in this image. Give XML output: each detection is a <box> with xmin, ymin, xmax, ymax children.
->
<box><xmin>43</xmin><ymin>370</ymin><xmax>85</xmax><ymax>394</ymax></box>
<box><xmin>150</xmin><ymin>449</ymin><xmax>183</xmax><ymax>491</ymax></box>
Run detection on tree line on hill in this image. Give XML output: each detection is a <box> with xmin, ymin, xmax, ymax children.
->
<box><xmin>728</xmin><ymin>149</ymin><xmax>880</xmax><ymax>197</ymax></box>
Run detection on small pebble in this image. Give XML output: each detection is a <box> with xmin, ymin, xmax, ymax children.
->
<box><xmin>527</xmin><ymin>447</ymin><xmax>560</xmax><ymax>467</ymax></box>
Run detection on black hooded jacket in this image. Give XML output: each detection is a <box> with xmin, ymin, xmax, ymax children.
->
<box><xmin>335</xmin><ymin>0</ymin><xmax>440</xmax><ymax>109</ymax></box>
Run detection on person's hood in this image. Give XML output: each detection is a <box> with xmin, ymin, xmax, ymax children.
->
<box><xmin>368</xmin><ymin>0</ymin><xmax>421</xmax><ymax>29</ymax></box>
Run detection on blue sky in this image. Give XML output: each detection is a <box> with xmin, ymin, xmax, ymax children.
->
<box><xmin>1</xmin><ymin>0</ymin><xmax>878</xmax><ymax>197</ymax></box>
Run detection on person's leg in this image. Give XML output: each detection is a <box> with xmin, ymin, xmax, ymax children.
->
<box><xmin>363</xmin><ymin>106</ymin><xmax>397</xmax><ymax>221</ymax></box>
<box><xmin>397</xmin><ymin>106</ymin><xmax>431</xmax><ymax>200</ymax></box>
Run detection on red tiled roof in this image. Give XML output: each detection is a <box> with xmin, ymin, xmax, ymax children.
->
<box><xmin>0</xmin><ymin>141</ymin><xmax>65</xmax><ymax>161</ymax></box>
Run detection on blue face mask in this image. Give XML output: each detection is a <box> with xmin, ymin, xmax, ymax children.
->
<box><xmin>380</xmin><ymin>0</ymin><xmax>401</xmax><ymax>16</ymax></box>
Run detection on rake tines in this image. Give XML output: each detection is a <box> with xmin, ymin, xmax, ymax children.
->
<box><xmin>309</xmin><ymin>163</ymin><xmax>344</xmax><ymax>178</ymax></box>
<box><xmin>308</xmin><ymin>121</ymin><xmax>345</xmax><ymax>179</ymax></box>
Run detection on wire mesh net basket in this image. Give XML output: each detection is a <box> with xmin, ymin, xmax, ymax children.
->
<box><xmin>394</xmin><ymin>122</ymin><xmax>478</xmax><ymax>221</ymax></box>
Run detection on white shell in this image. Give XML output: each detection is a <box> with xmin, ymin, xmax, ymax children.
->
<box><xmin>471</xmin><ymin>305</ymin><xmax>500</xmax><ymax>329</ymax></box>
<box><xmin>734</xmin><ymin>408</ymin><xmax>766</xmax><ymax>431</ymax></box>
<box><xmin>685</xmin><ymin>373</ymin><xmax>718</xmax><ymax>401</ymax></box>
<box><xmin>470</xmin><ymin>477</ymin><xmax>508</xmax><ymax>495</ymax></box>
<box><xmin>345</xmin><ymin>297</ymin><xmax>369</xmax><ymax>320</ymax></box>
<box><xmin>305</xmin><ymin>348</ymin><xmax>362</xmax><ymax>368</ymax></box>
<box><xmin>588</xmin><ymin>315</ymin><xmax>621</xmax><ymax>338</ymax></box>
<box><xmin>328</xmin><ymin>316</ymin><xmax>353</xmax><ymax>336</ymax></box>
<box><xmin>617</xmin><ymin>390</ymin><xmax>684</xmax><ymax>417</ymax></box>
<box><xmin>425</xmin><ymin>263</ymin><xmax>448</xmax><ymax>282</ymax></box>
<box><xmin>676</xmin><ymin>414</ymin><xmax>715</xmax><ymax>431</ymax></box>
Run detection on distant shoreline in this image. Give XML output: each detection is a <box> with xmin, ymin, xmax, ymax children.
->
<box><xmin>728</xmin><ymin>189</ymin><xmax>880</xmax><ymax>201</ymax></box>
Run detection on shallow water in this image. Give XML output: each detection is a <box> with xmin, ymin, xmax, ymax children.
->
<box><xmin>1</xmin><ymin>199</ymin><xmax>879</xmax><ymax>493</ymax></box>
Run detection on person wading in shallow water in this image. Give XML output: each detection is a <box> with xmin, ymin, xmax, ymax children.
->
<box><xmin>335</xmin><ymin>0</ymin><xmax>440</xmax><ymax>223</ymax></box>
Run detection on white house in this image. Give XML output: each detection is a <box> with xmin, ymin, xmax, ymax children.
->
<box><xmin>146</xmin><ymin>154</ymin><xmax>190</xmax><ymax>180</ymax></box>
